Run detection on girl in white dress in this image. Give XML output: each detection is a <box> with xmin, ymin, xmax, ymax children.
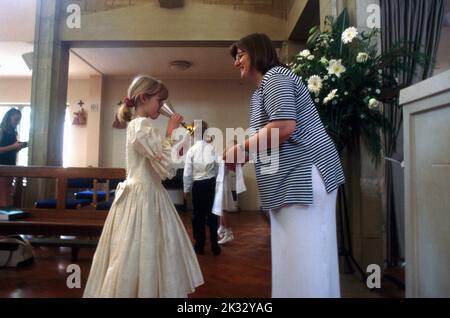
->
<box><xmin>83</xmin><ymin>75</ymin><xmax>204</xmax><ymax>298</ymax></box>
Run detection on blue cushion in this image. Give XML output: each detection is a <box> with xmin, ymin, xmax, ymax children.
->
<box><xmin>35</xmin><ymin>199</ymin><xmax>91</xmax><ymax>209</ymax></box>
<box><xmin>96</xmin><ymin>201</ymin><xmax>112</xmax><ymax>211</ymax></box>
<box><xmin>75</xmin><ymin>190</ymin><xmax>107</xmax><ymax>202</ymax></box>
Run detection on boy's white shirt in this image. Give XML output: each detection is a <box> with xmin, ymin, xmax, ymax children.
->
<box><xmin>183</xmin><ymin>140</ymin><xmax>218</xmax><ymax>193</ymax></box>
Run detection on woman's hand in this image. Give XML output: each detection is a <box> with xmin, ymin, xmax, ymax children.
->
<box><xmin>223</xmin><ymin>145</ymin><xmax>239</xmax><ymax>172</ymax></box>
<box><xmin>166</xmin><ymin>113</ymin><xmax>184</xmax><ymax>138</ymax></box>
<box><xmin>12</xmin><ymin>141</ymin><xmax>24</xmax><ymax>151</ymax></box>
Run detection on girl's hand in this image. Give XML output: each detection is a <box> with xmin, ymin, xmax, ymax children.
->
<box><xmin>166</xmin><ymin>113</ymin><xmax>184</xmax><ymax>137</ymax></box>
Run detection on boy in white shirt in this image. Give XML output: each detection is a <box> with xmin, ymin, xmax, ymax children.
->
<box><xmin>183</xmin><ymin>121</ymin><xmax>220</xmax><ymax>256</ymax></box>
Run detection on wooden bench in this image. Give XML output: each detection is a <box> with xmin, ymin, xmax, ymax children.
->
<box><xmin>0</xmin><ymin>166</ymin><xmax>126</xmax><ymax>261</ymax></box>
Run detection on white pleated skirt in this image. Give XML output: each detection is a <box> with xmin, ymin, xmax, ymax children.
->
<box><xmin>270</xmin><ymin>165</ymin><xmax>340</xmax><ymax>298</ymax></box>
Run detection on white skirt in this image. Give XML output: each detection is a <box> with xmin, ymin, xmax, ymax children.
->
<box><xmin>270</xmin><ymin>165</ymin><xmax>340</xmax><ymax>298</ymax></box>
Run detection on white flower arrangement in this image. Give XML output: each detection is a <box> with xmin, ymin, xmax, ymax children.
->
<box><xmin>324</xmin><ymin>89</ymin><xmax>338</xmax><ymax>104</ymax></box>
<box><xmin>327</xmin><ymin>59</ymin><xmax>346</xmax><ymax>78</ymax></box>
<box><xmin>356</xmin><ymin>52</ymin><xmax>369</xmax><ymax>63</ymax></box>
<box><xmin>290</xmin><ymin>8</ymin><xmax>421</xmax><ymax>162</ymax></box>
<box><xmin>307</xmin><ymin>75</ymin><xmax>323</xmax><ymax>94</ymax></box>
<box><xmin>342</xmin><ymin>27</ymin><xmax>358</xmax><ymax>44</ymax></box>
<box><xmin>299</xmin><ymin>49</ymin><xmax>311</xmax><ymax>58</ymax></box>
<box><xmin>368</xmin><ymin>98</ymin><xmax>380</xmax><ymax>109</ymax></box>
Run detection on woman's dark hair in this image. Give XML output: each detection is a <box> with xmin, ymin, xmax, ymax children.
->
<box><xmin>0</xmin><ymin>108</ymin><xmax>22</xmax><ymax>133</ymax></box>
<box><xmin>230</xmin><ymin>33</ymin><xmax>285</xmax><ymax>75</ymax></box>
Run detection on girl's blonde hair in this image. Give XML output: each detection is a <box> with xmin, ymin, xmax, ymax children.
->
<box><xmin>118</xmin><ymin>75</ymin><xmax>169</xmax><ymax>124</ymax></box>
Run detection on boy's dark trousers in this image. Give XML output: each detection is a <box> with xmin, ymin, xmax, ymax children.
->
<box><xmin>191</xmin><ymin>177</ymin><xmax>219</xmax><ymax>254</ymax></box>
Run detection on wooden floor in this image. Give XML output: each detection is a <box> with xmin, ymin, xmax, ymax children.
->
<box><xmin>0</xmin><ymin>211</ymin><xmax>403</xmax><ymax>298</ymax></box>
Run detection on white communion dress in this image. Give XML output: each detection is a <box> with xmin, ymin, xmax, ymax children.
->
<box><xmin>83</xmin><ymin>117</ymin><xmax>204</xmax><ymax>298</ymax></box>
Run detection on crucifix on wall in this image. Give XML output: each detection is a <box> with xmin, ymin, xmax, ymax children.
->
<box><xmin>73</xmin><ymin>99</ymin><xmax>87</xmax><ymax>126</ymax></box>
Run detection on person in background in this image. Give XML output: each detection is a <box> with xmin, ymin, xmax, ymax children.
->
<box><xmin>0</xmin><ymin>108</ymin><xmax>27</xmax><ymax>207</ymax></box>
<box><xmin>184</xmin><ymin>121</ymin><xmax>220</xmax><ymax>256</ymax></box>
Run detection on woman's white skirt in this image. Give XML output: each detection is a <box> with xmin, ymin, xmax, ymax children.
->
<box><xmin>270</xmin><ymin>165</ymin><xmax>340</xmax><ymax>298</ymax></box>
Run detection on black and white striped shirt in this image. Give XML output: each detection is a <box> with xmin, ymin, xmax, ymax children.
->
<box><xmin>249</xmin><ymin>66</ymin><xmax>345</xmax><ymax>210</ymax></box>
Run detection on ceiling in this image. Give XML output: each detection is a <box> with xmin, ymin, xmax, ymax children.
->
<box><xmin>71</xmin><ymin>46</ymin><xmax>240</xmax><ymax>79</ymax></box>
<box><xmin>0</xmin><ymin>42</ymin><xmax>100</xmax><ymax>79</ymax></box>
<box><xmin>0</xmin><ymin>42</ymin><xmax>241</xmax><ymax>79</ymax></box>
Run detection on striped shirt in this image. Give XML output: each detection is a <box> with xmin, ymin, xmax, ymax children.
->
<box><xmin>249</xmin><ymin>66</ymin><xmax>345</xmax><ymax>210</ymax></box>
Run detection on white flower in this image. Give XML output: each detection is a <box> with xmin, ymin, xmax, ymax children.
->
<box><xmin>327</xmin><ymin>59</ymin><xmax>346</xmax><ymax>78</ymax></box>
<box><xmin>320</xmin><ymin>57</ymin><xmax>329</xmax><ymax>65</ymax></box>
<box><xmin>356</xmin><ymin>52</ymin><xmax>369</xmax><ymax>63</ymax></box>
<box><xmin>368</xmin><ymin>98</ymin><xmax>380</xmax><ymax>109</ymax></box>
<box><xmin>307</xmin><ymin>75</ymin><xmax>323</xmax><ymax>94</ymax></box>
<box><xmin>307</xmin><ymin>55</ymin><xmax>315</xmax><ymax>60</ymax></box>
<box><xmin>324</xmin><ymin>75</ymin><xmax>329</xmax><ymax>80</ymax></box>
<box><xmin>375</xmin><ymin>89</ymin><xmax>381</xmax><ymax>94</ymax></box>
<box><xmin>299</xmin><ymin>49</ymin><xmax>311</xmax><ymax>58</ymax></box>
<box><xmin>324</xmin><ymin>89</ymin><xmax>338</xmax><ymax>104</ymax></box>
<box><xmin>314</xmin><ymin>98</ymin><xmax>320</xmax><ymax>103</ymax></box>
<box><xmin>342</xmin><ymin>27</ymin><xmax>358</xmax><ymax>44</ymax></box>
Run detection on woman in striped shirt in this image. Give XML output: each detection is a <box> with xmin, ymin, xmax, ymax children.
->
<box><xmin>224</xmin><ymin>33</ymin><xmax>345</xmax><ymax>298</ymax></box>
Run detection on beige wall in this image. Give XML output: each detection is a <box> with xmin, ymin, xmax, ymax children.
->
<box><xmin>100</xmin><ymin>77</ymin><xmax>261</xmax><ymax>210</ymax></box>
<box><xmin>60</xmin><ymin>0</ymin><xmax>288</xmax><ymax>42</ymax></box>
<box><xmin>0</xmin><ymin>79</ymin><xmax>32</xmax><ymax>103</ymax></box>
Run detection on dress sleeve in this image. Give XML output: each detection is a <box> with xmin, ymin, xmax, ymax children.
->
<box><xmin>130</xmin><ymin>118</ymin><xmax>177</xmax><ymax>180</ymax></box>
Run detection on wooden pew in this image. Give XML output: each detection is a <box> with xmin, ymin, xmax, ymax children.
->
<box><xmin>0</xmin><ymin>166</ymin><xmax>126</xmax><ymax>261</ymax></box>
